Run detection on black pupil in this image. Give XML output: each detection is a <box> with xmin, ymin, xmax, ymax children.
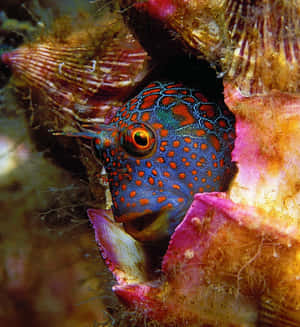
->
<box><xmin>134</xmin><ymin>132</ymin><xmax>148</xmax><ymax>146</ymax></box>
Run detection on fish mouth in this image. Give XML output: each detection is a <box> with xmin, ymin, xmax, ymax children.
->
<box><xmin>122</xmin><ymin>209</ymin><xmax>172</xmax><ymax>242</ymax></box>
<box><xmin>115</xmin><ymin>189</ymin><xmax>189</xmax><ymax>242</ymax></box>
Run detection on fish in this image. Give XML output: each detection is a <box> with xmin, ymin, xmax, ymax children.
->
<box><xmin>64</xmin><ymin>81</ymin><xmax>236</xmax><ymax>241</ymax></box>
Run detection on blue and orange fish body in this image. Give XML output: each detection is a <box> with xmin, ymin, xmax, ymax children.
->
<box><xmin>87</xmin><ymin>81</ymin><xmax>235</xmax><ymax>241</ymax></box>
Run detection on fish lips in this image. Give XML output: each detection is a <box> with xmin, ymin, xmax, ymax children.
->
<box><xmin>114</xmin><ymin>191</ymin><xmax>189</xmax><ymax>242</ymax></box>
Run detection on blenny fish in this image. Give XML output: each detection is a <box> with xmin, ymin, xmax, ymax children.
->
<box><xmin>78</xmin><ymin>81</ymin><xmax>235</xmax><ymax>241</ymax></box>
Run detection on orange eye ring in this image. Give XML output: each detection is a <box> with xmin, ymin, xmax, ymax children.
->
<box><xmin>121</xmin><ymin>123</ymin><xmax>156</xmax><ymax>157</ymax></box>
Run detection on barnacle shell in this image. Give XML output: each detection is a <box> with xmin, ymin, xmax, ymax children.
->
<box><xmin>121</xmin><ymin>0</ymin><xmax>299</xmax><ymax>96</ymax></box>
<box><xmin>225</xmin><ymin>86</ymin><xmax>300</xmax><ymax>224</ymax></box>
<box><xmin>89</xmin><ymin>192</ymin><xmax>300</xmax><ymax>326</ymax></box>
<box><xmin>2</xmin><ymin>13</ymin><xmax>151</xmax><ymax>126</ymax></box>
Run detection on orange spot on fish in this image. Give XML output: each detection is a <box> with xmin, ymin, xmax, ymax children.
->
<box><xmin>157</xmin><ymin>196</ymin><xmax>166</xmax><ymax>203</ymax></box>
<box><xmin>143</xmin><ymin>88</ymin><xmax>161</xmax><ymax>95</ymax></box>
<box><xmin>209</xmin><ymin>135</ymin><xmax>221</xmax><ymax>152</ymax></box>
<box><xmin>172</xmin><ymin>103</ymin><xmax>195</xmax><ymax>126</ymax></box>
<box><xmin>165</xmin><ymin>89</ymin><xmax>178</xmax><ymax>94</ymax></box>
<box><xmin>161</xmin><ymin>96</ymin><xmax>176</xmax><ymax>105</ymax></box>
<box><xmin>140</xmin><ymin>94</ymin><xmax>159</xmax><ymax>109</ymax></box>
<box><xmin>183</xmin><ymin>97</ymin><xmax>195</xmax><ymax>103</ymax></box>
<box><xmin>146</xmin><ymin>83</ymin><xmax>158</xmax><ymax>88</ymax></box>
<box><xmin>195</xmin><ymin>92</ymin><xmax>207</xmax><ymax>102</ymax></box>
<box><xmin>200</xmin><ymin>104</ymin><xmax>216</xmax><ymax>118</ymax></box>
<box><xmin>160</xmin><ymin>129</ymin><xmax>168</xmax><ymax>137</ymax></box>
<box><xmin>152</xmin><ymin>123</ymin><xmax>163</xmax><ymax>129</ymax></box>
<box><xmin>130</xmin><ymin>191</ymin><xmax>136</xmax><ymax>198</ymax></box>
<box><xmin>142</xmin><ymin>112</ymin><xmax>150</xmax><ymax>121</ymax></box>
<box><xmin>140</xmin><ymin>198</ymin><xmax>149</xmax><ymax>205</ymax></box>
<box><xmin>204</xmin><ymin>121</ymin><xmax>214</xmax><ymax>130</ymax></box>
<box><xmin>218</xmin><ymin>119</ymin><xmax>227</xmax><ymax>128</ymax></box>
<box><xmin>196</xmin><ymin>130</ymin><xmax>205</xmax><ymax>136</ymax></box>
<box><xmin>167</xmin><ymin>83</ymin><xmax>183</xmax><ymax>88</ymax></box>
<box><xmin>170</xmin><ymin>162</ymin><xmax>177</xmax><ymax>169</ymax></box>
<box><xmin>156</xmin><ymin>157</ymin><xmax>165</xmax><ymax>163</ymax></box>
<box><xmin>131</xmin><ymin>113</ymin><xmax>137</xmax><ymax>121</ymax></box>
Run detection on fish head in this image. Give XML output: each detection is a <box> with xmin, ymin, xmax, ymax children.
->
<box><xmin>92</xmin><ymin>81</ymin><xmax>236</xmax><ymax>241</ymax></box>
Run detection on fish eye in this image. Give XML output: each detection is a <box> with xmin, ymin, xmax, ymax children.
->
<box><xmin>133</xmin><ymin>129</ymin><xmax>149</xmax><ymax>148</ymax></box>
<box><xmin>121</xmin><ymin>123</ymin><xmax>156</xmax><ymax>157</ymax></box>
